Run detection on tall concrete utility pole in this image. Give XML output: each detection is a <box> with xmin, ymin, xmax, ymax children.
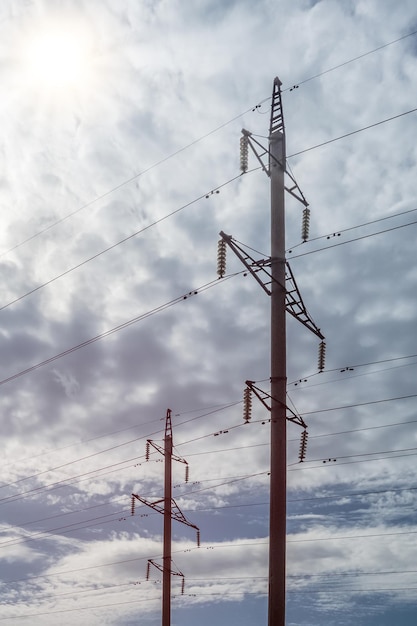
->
<box><xmin>218</xmin><ymin>76</ymin><xmax>325</xmax><ymax>626</ymax></box>
<box><xmin>268</xmin><ymin>77</ymin><xmax>287</xmax><ymax>626</ymax></box>
<box><xmin>162</xmin><ymin>412</ymin><xmax>173</xmax><ymax>626</ymax></box>
<box><xmin>131</xmin><ymin>409</ymin><xmax>200</xmax><ymax>626</ymax></box>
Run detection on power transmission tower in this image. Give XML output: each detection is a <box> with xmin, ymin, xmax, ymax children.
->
<box><xmin>218</xmin><ymin>77</ymin><xmax>325</xmax><ymax>626</ymax></box>
<box><xmin>131</xmin><ymin>408</ymin><xmax>200</xmax><ymax>626</ymax></box>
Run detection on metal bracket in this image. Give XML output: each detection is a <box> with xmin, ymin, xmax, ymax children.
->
<box><xmin>245</xmin><ymin>380</ymin><xmax>307</xmax><ymax>429</ymax></box>
<box><xmin>241</xmin><ymin>130</ymin><xmax>308</xmax><ymax>209</ymax></box>
<box><xmin>219</xmin><ymin>232</ymin><xmax>324</xmax><ymax>341</ymax></box>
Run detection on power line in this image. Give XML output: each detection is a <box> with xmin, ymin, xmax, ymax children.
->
<box><xmin>288</xmin><ymin>484</ymin><xmax>417</xmax><ymax>504</ymax></box>
<box><xmin>3</xmin><ymin>400</ymin><xmax>416</xmax><ymax>509</ymax></box>
<box><xmin>5</xmin><ymin>400</ymin><xmax>241</xmax><ymax>469</ymax></box>
<box><xmin>26</xmin><ymin>133</ymin><xmax>414</xmax><ymax>320</ymax></box>
<box><xmin>287</xmin><ymin>528</ymin><xmax>417</xmax><ymax>543</ymax></box>
<box><xmin>299</xmin><ymin>392</ymin><xmax>417</xmax><ymax>417</ymax></box>
<box><xmin>0</xmin><ymin>596</ymin><xmax>162</xmax><ymax>621</ymax></box>
<box><xmin>289</xmin><ymin>451</ymin><xmax>417</xmax><ymax>471</ymax></box>
<box><xmin>287</xmin><ymin>205</ymin><xmax>417</xmax><ymax>253</ymax></box>
<box><xmin>289</xmin><ymin>361</ymin><xmax>417</xmax><ymax>392</ymax></box>
<box><xmin>287</xmin><ymin>106</ymin><xmax>417</xmax><ymax>158</ymax></box>
<box><xmin>289</xmin><ymin>417</ymin><xmax>417</xmax><ymax>442</ymax></box>
<box><xmin>303</xmin><ymin>445</ymin><xmax>417</xmax><ymax>465</ymax></box>
<box><xmin>4</xmin><ymin>29</ymin><xmax>415</xmax><ymax>264</ymax></box>
<box><xmin>288</xmin><ymin>352</ymin><xmax>417</xmax><ymax>385</ymax></box>
<box><xmin>5</xmin><ymin>417</ymin><xmax>415</xmax><ymax>509</ymax></box>
<box><xmin>0</xmin><ymin>172</ymin><xmax>246</xmax><ymax>312</ymax></box>
<box><xmin>283</xmin><ymin>29</ymin><xmax>417</xmax><ymax>90</ymax></box>
<box><xmin>1</xmin><ymin>540</ymin><xmax>268</xmax><ymax>586</ymax></box>
<box><xmin>0</xmin><ymin>272</ymin><xmax>242</xmax><ymax>389</ymax></box>
<box><xmin>3</xmin><ymin>403</ymin><xmax>243</xmax><ymax>496</ymax></box>
<box><xmin>289</xmin><ymin>218</ymin><xmax>417</xmax><ymax>259</ymax></box>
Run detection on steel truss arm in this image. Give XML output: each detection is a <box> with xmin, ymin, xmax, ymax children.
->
<box><xmin>245</xmin><ymin>380</ymin><xmax>307</xmax><ymax>430</ymax></box>
<box><xmin>219</xmin><ymin>232</ymin><xmax>324</xmax><ymax>341</ymax></box>
<box><xmin>147</xmin><ymin>439</ymin><xmax>188</xmax><ymax>466</ymax></box>
<box><xmin>241</xmin><ymin>131</ymin><xmax>308</xmax><ymax>208</ymax></box>
<box><xmin>131</xmin><ymin>494</ymin><xmax>200</xmax><ymax>543</ymax></box>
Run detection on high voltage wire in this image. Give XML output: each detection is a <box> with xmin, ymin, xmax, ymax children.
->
<box><xmin>287</xmin><ymin>528</ymin><xmax>417</xmax><ymax>543</ymax></box>
<box><xmin>287</xmin><ymin>205</ymin><xmax>417</xmax><ymax>253</ymax></box>
<box><xmin>4</xmin><ymin>28</ymin><xmax>415</xmax><ymax>262</ymax></box>
<box><xmin>289</xmin><ymin>451</ymin><xmax>417</xmax><ymax>471</ymax></box>
<box><xmin>2</xmin><ymin>404</ymin><xmax>244</xmax><ymax>495</ymax></box>
<box><xmin>5</xmin><ymin>347</ymin><xmax>416</xmax><ymax>469</ymax></box>
<box><xmin>1</xmin><ymin>208</ymin><xmax>414</xmax><ymax>389</ymax></box>
<box><xmin>0</xmin><ymin>271</ymin><xmax>242</xmax><ymax>388</ymax></box>
<box><xmin>3</xmin><ymin>31</ymin><xmax>416</xmax><ymax>623</ymax></box>
<box><xmin>287</xmin><ymin>106</ymin><xmax>417</xmax><ymax>158</ymax></box>
<box><xmin>298</xmin><ymin>392</ymin><xmax>417</xmax><ymax>417</ymax></box>
<box><xmin>3</xmin><ymin>168</ymin><xmax>412</xmax><ymax>318</ymax></box>
<box><xmin>3</xmin><ymin>527</ymin><xmax>417</xmax><ymax>587</ymax></box>
<box><xmin>5</xmin><ymin>455</ymin><xmax>417</xmax><ymax>543</ymax></box>
<box><xmin>10</xmin><ymin>577</ymin><xmax>417</xmax><ymax>613</ymax></box>
<box><xmin>282</xmin><ymin>29</ymin><xmax>417</xmax><ymax>90</ymax></box>
<box><xmin>9</xmin><ymin>420</ymin><xmax>417</xmax><ymax>527</ymax></box>
<box><xmin>6</xmin><ymin>352</ymin><xmax>414</xmax><ymax>472</ymax></box>
<box><xmin>288</xmin><ymin>217</ymin><xmax>417</xmax><ymax>259</ymax></box>
<box><xmin>301</xmin><ymin>445</ymin><xmax>417</xmax><ymax>465</ymax></box>
<box><xmin>4</xmin><ymin>400</ymin><xmax>241</xmax><ymax>471</ymax></box>
<box><xmin>2</xmin><ymin>430</ymin><xmax>416</xmax><ymax>513</ymax></box>
<box><xmin>6</xmin><ymin>584</ymin><xmax>417</xmax><ymax>620</ymax></box>
<box><xmin>12</xmin><ymin>464</ymin><xmax>417</xmax><ymax>541</ymax></box>
<box><xmin>0</xmin><ymin>472</ymin><xmax>270</xmax><ymax>550</ymax></box>
<box><xmin>288</xmin><ymin>417</ymin><xmax>417</xmax><ymax>442</ymax></box>
<box><xmin>3</xmin><ymin>393</ymin><xmax>416</xmax><ymax>506</ymax></box>
<box><xmin>19</xmin><ymin>577</ymin><xmax>269</xmax><ymax>604</ymax></box>
<box><xmin>0</xmin><ymin>171</ymin><xmax>246</xmax><ymax>313</ymax></box>
<box><xmin>289</xmin><ymin>360</ymin><xmax>417</xmax><ymax>392</ymax></box>
<box><xmin>3</xmin><ymin>132</ymin><xmax>414</xmax><ymax>315</ymax></box>
<box><xmin>288</xmin><ymin>484</ymin><xmax>417</xmax><ymax>504</ymax></box>
<box><xmin>2</xmin><ymin>540</ymin><xmax>268</xmax><ymax>586</ymax></box>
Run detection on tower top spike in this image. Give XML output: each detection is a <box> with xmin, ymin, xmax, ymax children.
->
<box><xmin>165</xmin><ymin>408</ymin><xmax>172</xmax><ymax>440</ymax></box>
<box><xmin>269</xmin><ymin>77</ymin><xmax>285</xmax><ymax>137</ymax></box>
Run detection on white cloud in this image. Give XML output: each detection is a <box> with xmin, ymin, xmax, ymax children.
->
<box><xmin>1</xmin><ymin>0</ymin><xmax>417</xmax><ymax>624</ymax></box>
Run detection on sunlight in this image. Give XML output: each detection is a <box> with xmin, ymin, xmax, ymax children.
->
<box><xmin>22</xmin><ymin>22</ymin><xmax>92</xmax><ymax>91</ymax></box>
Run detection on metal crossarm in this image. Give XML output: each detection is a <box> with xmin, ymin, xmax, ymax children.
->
<box><xmin>284</xmin><ymin>169</ymin><xmax>309</xmax><ymax>208</ymax></box>
<box><xmin>218</xmin><ymin>232</ymin><xmax>325</xmax><ymax>342</ymax></box>
<box><xmin>285</xmin><ymin>263</ymin><xmax>325</xmax><ymax>340</ymax></box>
<box><xmin>244</xmin><ymin>381</ymin><xmax>307</xmax><ymax>429</ymax></box>
<box><xmin>219</xmin><ymin>231</ymin><xmax>273</xmax><ymax>295</ymax></box>
<box><xmin>148</xmin><ymin>559</ymin><xmax>184</xmax><ymax>579</ymax></box>
<box><xmin>171</xmin><ymin>500</ymin><xmax>200</xmax><ymax>533</ymax></box>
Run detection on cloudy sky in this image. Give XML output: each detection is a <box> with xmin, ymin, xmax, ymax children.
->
<box><xmin>1</xmin><ymin>0</ymin><xmax>417</xmax><ymax>624</ymax></box>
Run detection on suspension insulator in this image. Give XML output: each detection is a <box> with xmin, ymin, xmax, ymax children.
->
<box><xmin>131</xmin><ymin>495</ymin><xmax>136</xmax><ymax>516</ymax></box>
<box><xmin>243</xmin><ymin>386</ymin><xmax>252</xmax><ymax>422</ymax></box>
<box><xmin>301</xmin><ymin>207</ymin><xmax>310</xmax><ymax>242</ymax></box>
<box><xmin>197</xmin><ymin>529</ymin><xmax>201</xmax><ymax>547</ymax></box>
<box><xmin>217</xmin><ymin>239</ymin><xmax>227</xmax><ymax>278</ymax></box>
<box><xmin>181</xmin><ymin>577</ymin><xmax>185</xmax><ymax>595</ymax></box>
<box><xmin>145</xmin><ymin>441</ymin><xmax>150</xmax><ymax>461</ymax></box>
<box><xmin>185</xmin><ymin>464</ymin><xmax>189</xmax><ymax>483</ymax></box>
<box><xmin>318</xmin><ymin>341</ymin><xmax>326</xmax><ymax>372</ymax></box>
<box><xmin>146</xmin><ymin>561</ymin><xmax>151</xmax><ymax>581</ymax></box>
<box><xmin>240</xmin><ymin>135</ymin><xmax>249</xmax><ymax>173</ymax></box>
<box><xmin>299</xmin><ymin>430</ymin><xmax>308</xmax><ymax>463</ymax></box>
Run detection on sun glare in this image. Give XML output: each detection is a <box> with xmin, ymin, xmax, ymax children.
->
<box><xmin>22</xmin><ymin>23</ymin><xmax>92</xmax><ymax>90</ymax></box>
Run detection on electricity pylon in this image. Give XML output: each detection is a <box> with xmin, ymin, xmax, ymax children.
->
<box><xmin>218</xmin><ymin>77</ymin><xmax>325</xmax><ymax>626</ymax></box>
<box><xmin>131</xmin><ymin>409</ymin><xmax>200</xmax><ymax>626</ymax></box>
